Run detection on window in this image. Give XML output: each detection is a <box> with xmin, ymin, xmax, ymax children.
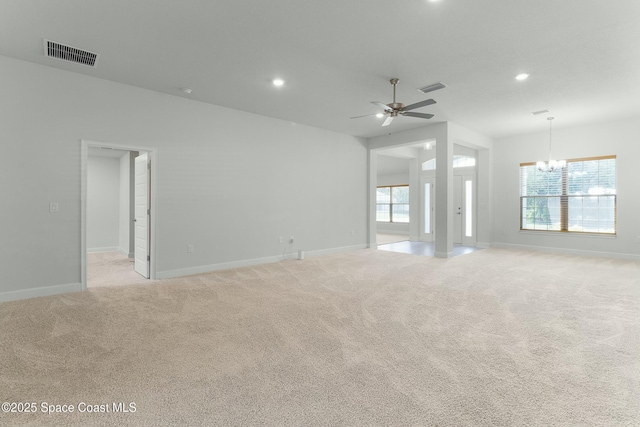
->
<box><xmin>519</xmin><ymin>156</ymin><xmax>616</xmax><ymax>234</ymax></box>
<box><xmin>421</xmin><ymin>155</ymin><xmax>476</xmax><ymax>171</ymax></box>
<box><xmin>377</xmin><ymin>185</ymin><xmax>409</xmax><ymax>223</ymax></box>
<box><xmin>422</xmin><ymin>159</ymin><xmax>436</xmax><ymax>171</ymax></box>
<box><xmin>453</xmin><ymin>155</ymin><xmax>476</xmax><ymax>168</ymax></box>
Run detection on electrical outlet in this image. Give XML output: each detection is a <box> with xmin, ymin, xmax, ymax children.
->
<box><xmin>49</xmin><ymin>202</ymin><xmax>59</xmax><ymax>213</ymax></box>
<box><xmin>290</xmin><ymin>236</ymin><xmax>294</xmax><ymax>244</ymax></box>
<box><xmin>351</xmin><ymin>230</ymin><xmax>355</xmax><ymax>236</ymax></box>
<box><xmin>187</xmin><ymin>244</ymin><xmax>194</xmax><ymax>253</ymax></box>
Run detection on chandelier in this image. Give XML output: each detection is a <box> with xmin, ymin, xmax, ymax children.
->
<box><xmin>536</xmin><ymin>117</ymin><xmax>566</xmax><ymax>172</ymax></box>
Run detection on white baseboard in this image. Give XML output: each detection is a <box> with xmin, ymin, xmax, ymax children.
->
<box><xmin>117</xmin><ymin>247</ymin><xmax>134</xmax><ymax>258</ymax></box>
<box><xmin>490</xmin><ymin>242</ymin><xmax>640</xmax><ymax>261</ymax></box>
<box><xmin>476</xmin><ymin>241</ymin><xmax>492</xmax><ymax>249</ymax></box>
<box><xmin>0</xmin><ymin>282</ymin><xmax>83</xmax><ymax>303</ymax></box>
<box><xmin>88</xmin><ymin>246</ymin><xmax>119</xmax><ymax>254</ymax></box>
<box><xmin>300</xmin><ymin>244</ymin><xmax>368</xmax><ymax>258</ymax></box>
<box><xmin>157</xmin><ymin>244</ymin><xmax>368</xmax><ymax>280</ymax></box>
<box><xmin>377</xmin><ymin>230</ymin><xmax>410</xmax><ymax>236</ymax></box>
<box><xmin>435</xmin><ymin>251</ymin><xmax>453</xmax><ymax>259</ymax></box>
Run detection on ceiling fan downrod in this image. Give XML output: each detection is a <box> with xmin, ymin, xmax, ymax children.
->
<box><xmin>388</xmin><ymin>78</ymin><xmax>403</xmax><ymax>112</ymax></box>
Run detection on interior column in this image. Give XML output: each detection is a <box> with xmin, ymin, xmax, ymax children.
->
<box><xmin>435</xmin><ymin>123</ymin><xmax>453</xmax><ymax>258</ymax></box>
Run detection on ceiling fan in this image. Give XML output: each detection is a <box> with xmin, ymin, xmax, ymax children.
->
<box><xmin>351</xmin><ymin>78</ymin><xmax>436</xmax><ymax>127</ymax></box>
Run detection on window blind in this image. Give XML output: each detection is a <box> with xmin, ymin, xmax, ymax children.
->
<box><xmin>519</xmin><ymin>156</ymin><xmax>616</xmax><ymax>234</ymax></box>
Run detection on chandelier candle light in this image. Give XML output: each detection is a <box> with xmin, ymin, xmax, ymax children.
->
<box><xmin>537</xmin><ymin>117</ymin><xmax>566</xmax><ymax>172</ymax></box>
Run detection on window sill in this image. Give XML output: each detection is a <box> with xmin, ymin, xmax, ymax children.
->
<box><xmin>519</xmin><ymin>230</ymin><xmax>617</xmax><ymax>239</ymax></box>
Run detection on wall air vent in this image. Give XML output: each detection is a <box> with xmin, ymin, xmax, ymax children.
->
<box><xmin>417</xmin><ymin>82</ymin><xmax>447</xmax><ymax>94</ymax></box>
<box><xmin>44</xmin><ymin>40</ymin><xmax>99</xmax><ymax>67</ymax></box>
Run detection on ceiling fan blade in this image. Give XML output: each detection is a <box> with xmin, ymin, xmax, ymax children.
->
<box><xmin>401</xmin><ymin>98</ymin><xmax>436</xmax><ymax>112</ymax></box>
<box><xmin>350</xmin><ymin>113</ymin><xmax>379</xmax><ymax>119</ymax></box>
<box><xmin>402</xmin><ymin>112</ymin><xmax>434</xmax><ymax>119</ymax></box>
<box><xmin>382</xmin><ymin>116</ymin><xmax>394</xmax><ymax>126</ymax></box>
<box><xmin>371</xmin><ymin>101</ymin><xmax>393</xmax><ymax>112</ymax></box>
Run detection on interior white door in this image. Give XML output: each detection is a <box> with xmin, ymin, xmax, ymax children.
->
<box><xmin>453</xmin><ymin>175</ymin><xmax>462</xmax><ymax>244</ymax></box>
<box><xmin>134</xmin><ymin>153</ymin><xmax>150</xmax><ymax>278</ymax></box>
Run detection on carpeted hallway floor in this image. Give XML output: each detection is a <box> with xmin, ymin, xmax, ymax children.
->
<box><xmin>1</xmin><ymin>248</ymin><xmax>639</xmax><ymax>426</ymax></box>
<box><xmin>88</xmin><ymin>252</ymin><xmax>152</xmax><ymax>288</ymax></box>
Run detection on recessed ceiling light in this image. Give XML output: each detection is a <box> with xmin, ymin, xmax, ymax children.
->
<box><xmin>376</xmin><ymin>113</ymin><xmax>384</xmax><ymax>118</ymax></box>
<box><xmin>272</xmin><ymin>78</ymin><xmax>284</xmax><ymax>87</ymax></box>
<box><xmin>181</xmin><ymin>87</ymin><xmax>192</xmax><ymax>94</ymax></box>
<box><xmin>515</xmin><ymin>73</ymin><xmax>529</xmax><ymax>81</ymax></box>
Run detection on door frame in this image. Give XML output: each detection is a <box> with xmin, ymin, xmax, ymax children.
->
<box><xmin>80</xmin><ymin>139</ymin><xmax>159</xmax><ymax>290</ymax></box>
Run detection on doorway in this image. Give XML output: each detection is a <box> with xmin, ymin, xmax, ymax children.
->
<box><xmin>81</xmin><ymin>140</ymin><xmax>157</xmax><ymax>290</ymax></box>
<box><xmin>420</xmin><ymin>174</ymin><xmax>476</xmax><ymax>246</ymax></box>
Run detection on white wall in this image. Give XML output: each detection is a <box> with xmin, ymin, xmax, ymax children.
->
<box><xmin>87</xmin><ymin>156</ymin><xmax>120</xmax><ymax>251</ymax></box>
<box><xmin>377</xmin><ymin>173</ymin><xmax>409</xmax><ymax>186</ymax></box>
<box><xmin>492</xmin><ymin>116</ymin><xmax>640</xmax><ymax>259</ymax></box>
<box><xmin>0</xmin><ymin>55</ymin><xmax>367</xmax><ymax>300</ymax></box>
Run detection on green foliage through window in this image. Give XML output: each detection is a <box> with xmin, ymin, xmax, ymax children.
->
<box><xmin>377</xmin><ymin>185</ymin><xmax>409</xmax><ymax>223</ymax></box>
<box><xmin>519</xmin><ymin>156</ymin><xmax>616</xmax><ymax>234</ymax></box>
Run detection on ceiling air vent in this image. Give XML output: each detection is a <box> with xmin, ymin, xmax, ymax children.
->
<box><xmin>44</xmin><ymin>40</ymin><xmax>99</xmax><ymax>67</ymax></box>
<box><xmin>417</xmin><ymin>82</ymin><xmax>447</xmax><ymax>94</ymax></box>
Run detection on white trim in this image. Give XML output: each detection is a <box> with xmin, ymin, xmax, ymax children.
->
<box><xmin>476</xmin><ymin>241</ymin><xmax>492</xmax><ymax>249</ymax></box>
<box><xmin>302</xmin><ymin>244</ymin><xmax>368</xmax><ymax>258</ymax></box>
<box><xmin>81</xmin><ymin>139</ymin><xmax>159</xmax><ymax>291</ymax></box>
<box><xmin>117</xmin><ymin>247</ymin><xmax>133</xmax><ymax>258</ymax></box>
<box><xmin>87</xmin><ymin>246</ymin><xmax>120</xmax><ymax>253</ymax></box>
<box><xmin>157</xmin><ymin>244</ymin><xmax>368</xmax><ymax>280</ymax></box>
<box><xmin>0</xmin><ymin>282</ymin><xmax>82</xmax><ymax>303</ymax></box>
<box><xmin>435</xmin><ymin>251</ymin><xmax>453</xmax><ymax>258</ymax></box>
<box><xmin>518</xmin><ymin>230</ymin><xmax>617</xmax><ymax>239</ymax></box>
<box><xmin>491</xmin><ymin>242</ymin><xmax>640</xmax><ymax>261</ymax></box>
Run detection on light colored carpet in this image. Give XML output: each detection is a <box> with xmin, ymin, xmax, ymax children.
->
<box><xmin>1</xmin><ymin>248</ymin><xmax>639</xmax><ymax>426</ymax></box>
<box><xmin>88</xmin><ymin>252</ymin><xmax>153</xmax><ymax>288</ymax></box>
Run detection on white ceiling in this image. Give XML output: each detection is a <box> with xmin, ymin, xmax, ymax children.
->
<box><xmin>2</xmin><ymin>1</ymin><xmax>639</xmax><ymax>139</ymax></box>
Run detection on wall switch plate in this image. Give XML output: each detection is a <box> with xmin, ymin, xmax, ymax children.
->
<box><xmin>49</xmin><ymin>202</ymin><xmax>59</xmax><ymax>213</ymax></box>
<box><xmin>187</xmin><ymin>244</ymin><xmax>194</xmax><ymax>253</ymax></box>
<box><xmin>278</xmin><ymin>236</ymin><xmax>283</xmax><ymax>243</ymax></box>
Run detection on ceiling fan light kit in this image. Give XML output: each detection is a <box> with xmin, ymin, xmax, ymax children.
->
<box><xmin>351</xmin><ymin>78</ymin><xmax>436</xmax><ymax>126</ymax></box>
<box><xmin>536</xmin><ymin>117</ymin><xmax>566</xmax><ymax>172</ymax></box>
